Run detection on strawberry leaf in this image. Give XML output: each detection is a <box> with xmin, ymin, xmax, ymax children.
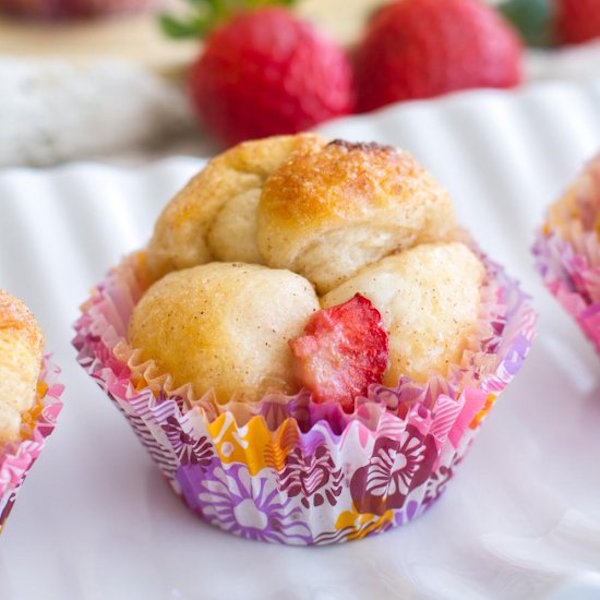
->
<box><xmin>158</xmin><ymin>14</ymin><xmax>211</xmax><ymax>38</ymax></box>
<box><xmin>498</xmin><ymin>0</ymin><xmax>556</xmax><ymax>47</ymax></box>
<box><xmin>159</xmin><ymin>0</ymin><xmax>298</xmax><ymax>40</ymax></box>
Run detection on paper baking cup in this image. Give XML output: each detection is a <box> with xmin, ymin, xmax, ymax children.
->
<box><xmin>533</xmin><ymin>155</ymin><xmax>600</xmax><ymax>353</ymax></box>
<box><xmin>73</xmin><ymin>253</ymin><xmax>536</xmax><ymax>545</ymax></box>
<box><xmin>0</xmin><ymin>357</ymin><xmax>63</xmax><ymax>532</ymax></box>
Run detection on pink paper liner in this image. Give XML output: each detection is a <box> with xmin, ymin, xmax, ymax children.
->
<box><xmin>533</xmin><ymin>154</ymin><xmax>600</xmax><ymax>353</ymax></box>
<box><xmin>0</xmin><ymin>357</ymin><xmax>64</xmax><ymax>532</ymax></box>
<box><xmin>73</xmin><ymin>252</ymin><xmax>536</xmax><ymax>545</ymax></box>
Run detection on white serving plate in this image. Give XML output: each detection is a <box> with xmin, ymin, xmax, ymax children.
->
<box><xmin>1</xmin><ymin>79</ymin><xmax>600</xmax><ymax>600</ymax></box>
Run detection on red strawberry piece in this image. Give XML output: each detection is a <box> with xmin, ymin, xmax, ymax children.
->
<box><xmin>556</xmin><ymin>0</ymin><xmax>600</xmax><ymax>45</ymax></box>
<box><xmin>0</xmin><ymin>0</ymin><xmax>152</xmax><ymax>19</ymax></box>
<box><xmin>188</xmin><ymin>7</ymin><xmax>355</xmax><ymax>147</ymax></box>
<box><xmin>289</xmin><ymin>294</ymin><xmax>388</xmax><ymax>412</ymax></box>
<box><xmin>355</xmin><ymin>0</ymin><xmax>523</xmax><ymax>112</ymax></box>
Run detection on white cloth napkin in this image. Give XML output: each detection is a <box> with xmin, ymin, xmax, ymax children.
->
<box><xmin>0</xmin><ymin>57</ymin><xmax>198</xmax><ymax>167</ymax></box>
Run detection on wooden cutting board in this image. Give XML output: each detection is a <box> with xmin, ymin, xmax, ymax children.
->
<box><xmin>0</xmin><ymin>0</ymin><xmax>383</xmax><ymax>75</ymax></box>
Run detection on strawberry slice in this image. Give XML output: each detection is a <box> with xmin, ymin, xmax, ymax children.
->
<box><xmin>289</xmin><ymin>294</ymin><xmax>389</xmax><ymax>411</ymax></box>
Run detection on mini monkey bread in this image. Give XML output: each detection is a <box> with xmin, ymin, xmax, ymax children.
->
<box><xmin>131</xmin><ymin>134</ymin><xmax>483</xmax><ymax>408</ymax></box>
<box><xmin>0</xmin><ymin>290</ymin><xmax>44</xmax><ymax>443</ymax></box>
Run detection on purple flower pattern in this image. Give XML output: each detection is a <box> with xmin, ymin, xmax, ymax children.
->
<box><xmin>161</xmin><ymin>415</ymin><xmax>215</xmax><ymax>467</ymax></box>
<box><xmin>278</xmin><ymin>445</ymin><xmax>343</xmax><ymax>509</ymax></box>
<box><xmin>350</xmin><ymin>425</ymin><xmax>437</xmax><ymax>515</ymax></box>
<box><xmin>196</xmin><ymin>463</ymin><xmax>313</xmax><ymax>544</ymax></box>
<box><xmin>421</xmin><ymin>465</ymin><xmax>455</xmax><ymax>509</ymax></box>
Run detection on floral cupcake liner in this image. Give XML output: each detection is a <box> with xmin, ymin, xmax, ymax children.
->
<box><xmin>73</xmin><ymin>252</ymin><xmax>535</xmax><ymax>545</ymax></box>
<box><xmin>0</xmin><ymin>357</ymin><xmax>64</xmax><ymax>532</ymax></box>
<box><xmin>533</xmin><ymin>231</ymin><xmax>600</xmax><ymax>353</ymax></box>
<box><xmin>533</xmin><ymin>155</ymin><xmax>600</xmax><ymax>353</ymax></box>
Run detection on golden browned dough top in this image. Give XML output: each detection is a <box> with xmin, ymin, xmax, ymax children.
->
<box><xmin>163</xmin><ymin>134</ymin><xmax>324</xmax><ymax>227</ymax></box>
<box><xmin>0</xmin><ymin>289</ymin><xmax>43</xmax><ymax>352</ymax></box>
<box><xmin>260</xmin><ymin>140</ymin><xmax>424</xmax><ymax>229</ymax></box>
<box><xmin>146</xmin><ymin>133</ymin><xmax>325</xmax><ymax>281</ymax></box>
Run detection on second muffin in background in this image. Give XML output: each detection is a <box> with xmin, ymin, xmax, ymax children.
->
<box><xmin>534</xmin><ymin>154</ymin><xmax>600</xmax><ymax>354</ymax></box>
<box><xmin>0</xmin><ymin>289</ymin><xmax>63</xmax><ymax>533</ymax></box>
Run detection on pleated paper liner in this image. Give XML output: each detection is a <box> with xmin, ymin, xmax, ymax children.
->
<box><xmin>0</xmin><ymin>357</ymin><xmax>64</xmax><ymax>532</ymax></box>
<box><xmin>533</xmin><ymin>154</ymin><xmax>600</xmax><ymax>353</ymax></box>
<box><xmin>73</xmin><ymin>250</ymin><xmax>536</xmax><ymax>545</ymax></box>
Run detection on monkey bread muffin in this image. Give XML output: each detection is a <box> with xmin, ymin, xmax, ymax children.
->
<box><xmin>0</xmin><ymin>290</ymin><xmax>44</xmax><ymax>443</ymax></box>
<box><xmin>0</xmin><ymin>290</ymin><xmax>63</xmax><ymax>532</ymax></box>
<box><xmin>534</xmin><ymin>153</ymin><xmax>600</xmax><ymax>353</ymax></box>
<box><xmin>74</xmin><ymin>134</ymin><xmax>535</xmax><ymax>545</ymax></box>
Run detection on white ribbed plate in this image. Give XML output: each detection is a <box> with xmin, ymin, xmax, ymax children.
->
<box><xmin>2</xmin><ymin>79</ymin><xmax>600</xmax><ymax>600</ymax></box>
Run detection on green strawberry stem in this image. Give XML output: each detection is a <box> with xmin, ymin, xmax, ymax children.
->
<box><xmin>498</xmin><ymin>0</ymin><xmax>557</xmax><ymax>47</ymax></box>
<box><xmin>160</xmin><ymin>0</ymin><xmax>296</xmax><ymax>39</ymax></box>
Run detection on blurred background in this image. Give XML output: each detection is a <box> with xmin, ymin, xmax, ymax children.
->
<box><xmin>1</xmin><ymin>0</ymin><xmax>599</xmax><ymax>167</ymax></box>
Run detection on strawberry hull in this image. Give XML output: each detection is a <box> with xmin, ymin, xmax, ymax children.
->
<box><xmin>73</xmin><ymin>249</ymin><xmax>535</xmax><ymax>545</ymax></box>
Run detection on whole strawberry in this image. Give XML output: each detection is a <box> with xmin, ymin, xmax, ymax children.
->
<box><xmin>162</xmin><ymin>1</ymin><xmax>354</xmax><ymax>147</ymax></box>
<box><xmin>555</xmin><ymin>0</ymin><xmax>600</xmax><ymax>44</ymax></box>
<box><xmin>355</xmin><ymin>0</ymin><xmax>523</xmax><ymax>112</ymax></box>
<box><xmin>0</xmin><ymin>0</ymin><xmax>153</xmax><ymax>19</ymax></box>
<box><xmin>500</xmin><ymin>0</ymin><xmax>600</xmax><ymax>46</ymax></box>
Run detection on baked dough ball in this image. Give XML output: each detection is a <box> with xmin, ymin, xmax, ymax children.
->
<box><xmin>257</xmin><ymin>140</ymin><xmax>456</xmax><ymax>294</ymax></box>
<box><xmin>0</xmin><ymin>290</ymin><xmax>44</xmax><ymax>443</ymax></box>
<box><xmin>146</xmin><ymin>133</ymin><xmax>325</xmax><ymax>282</ymax></box>
<box><xmin>128</xmin><ymin>263</ymin><xmax>320</xmax><ymax>403</ymax></box>
<box><xmin>322</xmin><ymin>243</ymin><xmax>484</xmax><ymax>386</ymax></box>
